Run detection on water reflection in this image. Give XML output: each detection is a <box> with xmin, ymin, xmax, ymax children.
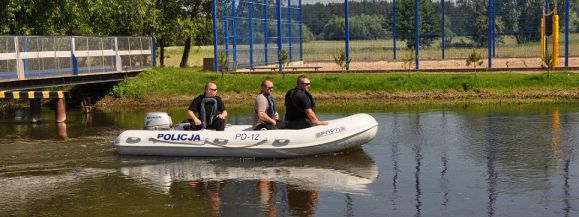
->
<box><xmin>1</xmin><ymin>104</ymin><xmax>579</xmax><ymax>217</ymax></box>
<box><xmin>378</xmin><ymin>106</ymin><xmax>579</xmax><ymax>217</ymax></box>
<box><xmin>119</xmin><ymin>150</ymin><xmax>378</xmax><ymax>194</ymax></box>
<box><xmin>118</xmin><ymin>150</ymin><xmax>376</xmax><ymax>216</ymax></box>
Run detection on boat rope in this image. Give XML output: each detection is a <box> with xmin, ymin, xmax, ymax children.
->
<box><xmin>148</xmin><ymin>137</ymin><xmax>269</xmax><ymax>148</ymax></box>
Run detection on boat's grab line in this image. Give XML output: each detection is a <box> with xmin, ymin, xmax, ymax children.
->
<box><xmin>148</xmin><ymin>137</ymin><xmax>269</xmax><ymax>148</ymax></box>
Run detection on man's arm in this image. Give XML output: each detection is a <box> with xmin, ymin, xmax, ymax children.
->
<box><xmin>187</xmin><ymin>110</ymin><xmax>202</xmax><ymax>125</ymax></box>
<box><xmin>217</xmin><ymin>97</ymin><xmax>227</xmax><ymax>119</ymax></box>
<box><xmin>217</xmin><ymin>110</ymin><xmax>227</xmax><ymax>119</ymax></box>
<box><xmin>257</xmin><ymin>112</ymin><xmax>277</xmax><ymax>125</ymax></box>
<box><xmin>305</xmin><ymin>109</ymin><xmax>328</xmax><ymax>126</ymax></box>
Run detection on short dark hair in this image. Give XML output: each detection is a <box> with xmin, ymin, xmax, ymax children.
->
<box><xmin>296</xmin><ymin>75</ymin><xmax>308</xmax><ymax>85</ymax></box>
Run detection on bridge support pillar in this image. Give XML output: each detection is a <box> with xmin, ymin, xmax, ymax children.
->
<box><xmin>56</xmin><ymin>123</ymin><xmax>68</xmax><ymax>140</ymax></box>
<box><xmin>55</xmin><ymin>98</ymin><xmax>66</xmax><ymax>123</ymax></box>
<box><xmin>1</xmin><ymin>91</ymin><xmax>69</xmax><ymax>123</ymax></box>
<box><xmin>30</xmin><ymin>99</ymin><xmax>42</xmax><ymax>123</ymax></box>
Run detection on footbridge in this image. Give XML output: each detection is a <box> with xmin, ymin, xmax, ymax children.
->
<box><xmin>0</xmin><ymin>36</ymin><xmax>155</xmax><ymax>90</ymax></box>
<box><xmin>0</xmin><ymin>36</ymin><xmax>156</xmax><ymax>123</ymax></box>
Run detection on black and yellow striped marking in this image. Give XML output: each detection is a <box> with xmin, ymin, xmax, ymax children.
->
<box><xmin>0</xmin><ymin>91</ymin><xmax>69</xmax><ymax>99</ymax></box>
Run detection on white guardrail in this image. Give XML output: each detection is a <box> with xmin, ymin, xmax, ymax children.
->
<box><xmin>0</xmin><ymin>36</ymin><xmax>156</xmax><ymax>81</ymax></box>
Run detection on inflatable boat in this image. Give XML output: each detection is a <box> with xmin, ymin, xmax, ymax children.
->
<box><xmin>115</xmin><ymin>113</ymin><xmax>378</xmax><ymax>158</ymax></box>
<box><xmin>119</xmin><ymin>150</ymin><xmax>379</xmax><ymax>194</ymax></box>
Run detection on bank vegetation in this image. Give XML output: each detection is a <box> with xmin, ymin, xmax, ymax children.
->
<box><xmin>99</xmin><ymin>67</ymin><xmax>579</xmax><ymax>107</ymax></box>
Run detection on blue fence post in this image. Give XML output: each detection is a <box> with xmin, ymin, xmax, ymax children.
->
<box><xmin>264</xmin><ymin>0</ymin><xmax>268</xmax><ymax>65</ymax></box>
<box><xmin>492</xmin><ymin>0</ymin><xmax>496</xmax><ymax>58</ymax></box>
<box><xmin>71</xmin><ymin>37</ymin><xmax>78</xmax><ymax>75</ymax></box>
<box><xmin>441</xmin><ymin>0</ymin><xmax>445</xmax><ymax>59</ymax></box>
<box><xmin>487</xmin><ymin>0</ymin><xmax>492</xmax><ymax>69</ymax></box>
<box><xmin>213</xmin><ymin>0</ymin><xmax>218</xmax><ymax>71</ymax></box>
<box><xmin>565</xmin><ymin>0</ymin><xmax>569</xmax><ymax>67</ymax></box>
<box><xmin>250</xmin><ymin>0</ymin><xmax>254</xmax><ymax>67</ymax></box>
<box><xmin>152</xmin><ymin>37</ymin><xmax>157</xmax><ymax>67</ymax></box>
<box><xmin>299</xmin><ymin>0</ymin><xmax>303</xmax><ymax>62</ymax></box>
<box><xmin>288</xmin><ymin>0</ymin><xmax>292</xmax><ymax>62</ymax></box>
<box><xmin>232</xmin><ymin>0</ymin><xmax>238</xmax><ymax>66</ymax></box>
<box><xmin>345</xmin><ymin>0</ymin><xmax>350</xmax><ymax>70</ymax></box>
<box><xmin>393</xmin><ymin>0</ymin><xmax>397</xmax><ymax>60</ymax></box>
<box><xmin>23</xmin><ymin>37</ymin><xmax>29</xmax><ymax>74</ymax></box>
<box><xmin>277</xmin><ymin>0</ymin><xmax>282</xmax><ymax>71</ymax></box>
<box><xmin>224</xmin><ymin>20</ymin><xmax>229</xmax><ymax>62</ymax></box>
<box><xmin>414</xmin><ymin>0</ymin><xmax>419</xmax><ymax>70</ymax></box>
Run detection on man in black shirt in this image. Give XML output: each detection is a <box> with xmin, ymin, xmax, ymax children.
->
<box><xmin>284</xmin><ymin>75</ymin><xmax>328</xmax><ymax>129</ymax></box>
<box><xmin>187</xmin><ymin>82</ymin><xmax>228</xmax><ymax>131</ymax></box>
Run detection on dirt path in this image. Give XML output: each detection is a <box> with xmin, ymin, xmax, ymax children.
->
<box><xmin>236</xmin><ymin>57</ymin><xmax>579</xmax><ymax>72</ymax></box>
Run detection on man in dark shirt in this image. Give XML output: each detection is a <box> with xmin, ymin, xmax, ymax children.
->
<box><xmin>284</xmin><ymin>75</ymin><xmax>328</xmax><ymax>129</ymax></box>
<box><xmin>187</xmin><ymin>82</ymin><xmax>228</xmax><ymax>131</ymax></box>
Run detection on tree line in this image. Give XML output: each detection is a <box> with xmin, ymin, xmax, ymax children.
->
<box><xmin>1</xmin><ymin>0</ymin><xmax>577</xmax><ymax>66</ymax></box>
<box><xmin>0</xmin><ymin>0</ymin><xmax>213</xmax><ymax>67</ymax></box>
<box><xmin>303</xmin><ymin>0</ymin><xmax>578</xmax><ymax>48</ymax></box>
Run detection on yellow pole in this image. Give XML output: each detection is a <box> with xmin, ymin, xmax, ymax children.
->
<box><xmin>552</xmin><ymin>15</ymin><xmax>559</xmax><ymax>67</ymax></box>
<box><xmin>540</xmin><ymin>16</ymin><xmax>545</xmax><ymax>61</ymax></box>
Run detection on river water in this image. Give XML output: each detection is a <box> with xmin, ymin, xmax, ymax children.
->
<box><xmin>0</xmin><ymin>103</ymin><xmax>578</xmax><ymax>217</ymax></box>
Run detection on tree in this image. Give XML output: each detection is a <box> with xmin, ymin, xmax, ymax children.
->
<box><xmin>494</xmin><ymin>0</ymin><xmax>543</xmax><ymax>44</ymax></box>
<box><xmin>279</xmin><ymin>49</ymin><xmax>289</xmax><ymax>69</ymax></box>
<box><xmin>401</xmin><ymin>51</ymin><xmax>415</xmax><ymax>76</ymax></box>
<box><xmin>466</xmin><ymin>50</ymin><xmax>483</xmax><ymax>78</ymax></box>
<box><xmin>395</xmin><ymin>0</ymin><xmax>440</xmax><ymax>49</ymax></box>
<box><xmin>322</xmin><ymin>15</ymin><xmax>388</xmax><ymax>40</ymax></box>
<box><xmin>333</xmin><ymin>49</ymin><xmax>351</xmax><ymax>72</ymax></box>
<box><xmin>442</xmin><ymin>15</ymin><xmax>457</xmax><ymax>47</ymax></box>
<box><xmin>278</xmin><ymin>49</ymin><xmax>289</xmax><ymax>78</ymax></box>
<box><xmin>349</xmin><ymin>15</ymin><xmax>387</xmax><ymax>40</ymax></box>
<box><xmin>457</xmin><ymin>0</ymin><xmax>507</xmax><ymax>47</ymax></box>
<box><xmin>177</xmin><ymin>0</ymin><xmax>212</xmax><ymax>68</ymax></box>
<box><xmin>302</xmin><ymin>25</ymin><xmax>315</xmax><ymax>43</ymax></box>
<box><xmin>218</xmin><ymin>52</ymin><xmax>227</xmax><ymax>78</ymax></box>
<box><xmin>154</xmin><ymin>0</ymin><xmax>182</xmax><ymax>67</ymax></box>
<box><xmin>322</xmin><ymin>16</ymin><xmax>345</xmax><ymax>40</ymax></box>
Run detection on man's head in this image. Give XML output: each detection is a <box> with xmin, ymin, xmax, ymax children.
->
<box><xmin>204</xmin><ymin>82</ymin><xmax>218</xmax><ymax>97</ymax></box>
<box><xmin>261</xmin><ymin>80</ymin><xmax>274</xmax><ymax>95</ymax></box>
<box><xmin>296</xmin><ymin>75</ymin><xmax>311</xmax><ymax>91</ymax></box>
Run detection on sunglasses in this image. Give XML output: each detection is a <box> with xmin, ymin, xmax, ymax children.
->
<box><xmin>266</xmin><ymin>86</ymin><xmax>274</xmax><ymax>90</ymax></box>
<box><xmin>209</xmin><ymin>88</ymin><xmax>217</xmax><ymax>91</ymax></box>
<box><xmin>301</xmin><ymin>83</ymin><xmax>311</xmax><ymax>86</ymax></box>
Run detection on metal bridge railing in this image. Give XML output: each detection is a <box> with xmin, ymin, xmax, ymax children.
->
<box><xmin>0</xmin><ymin>36</ymin><xmax>155</xmax><ymax>81</ymax></box>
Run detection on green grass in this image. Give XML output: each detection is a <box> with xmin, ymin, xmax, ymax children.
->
<box><xmin>112</xmin><ymin>67</ymin><xmax>579</xmax><ymax>100</ymax></box>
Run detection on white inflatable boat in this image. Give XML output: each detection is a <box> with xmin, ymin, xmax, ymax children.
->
<box><xmin>115</xmin><ymin>113</ymin><xmax>378</xmax><ymax>158</ymax></box>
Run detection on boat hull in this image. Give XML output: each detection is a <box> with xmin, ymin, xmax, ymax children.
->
<box><xmin>115</xmin><ymin>113</ymin><xmax>378</xmax><ymax>158</ymax></box>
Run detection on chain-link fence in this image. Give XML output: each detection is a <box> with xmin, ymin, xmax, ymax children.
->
<box><xmin>0</xmin><ymin>36</ymin><xmax>154</xmax><ymax>81</ymax></box>
<box><xmin>215</xmin><ymin>0</ymin><xmax>578</xmax><ymax>71</ymax></box>
<box><xmin>215</xmin><ymin>0</ymin><xmax>302</xmax><ymax>69</ymax></box>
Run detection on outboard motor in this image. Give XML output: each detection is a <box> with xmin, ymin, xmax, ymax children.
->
<box><xmin>144</xmin><ymin>112</ymin><xmax>173</xmax><ymax>130</ymax></box>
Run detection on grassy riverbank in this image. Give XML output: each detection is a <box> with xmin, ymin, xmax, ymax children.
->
<box><xmin>104</xmin><ymin>67</ymin><xmax>579</xmax><ymax>107</ymax></box>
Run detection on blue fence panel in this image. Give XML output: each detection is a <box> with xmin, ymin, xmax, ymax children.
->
<box><xmin>20</xmin><ymin>36</ymin><xmax>73</xmax><ymax>79</ymax></box>
<box><xmin>215</xmin><ymin>0</ymin><xmax>577</xmax><ymax>69</ymax></box>
<box><xmin>0</xmin><ymin>37</ymin><xmax>18</xmax><ymax>80</ymax></box>
<box><xmin>0</xmin><ymin>36</ymin><xmax>153</xmax><ymax>82</ymax></box>
<box><xmin>215</xmin><ymin>0</ymin><xmax>302</xmax><ymax>68</ymax></box>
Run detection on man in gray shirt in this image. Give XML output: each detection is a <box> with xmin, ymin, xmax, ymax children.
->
<box><xmin>253</xmin><ymin>80</ymin><xmax>279</xmax><ymax>130</ymax></box>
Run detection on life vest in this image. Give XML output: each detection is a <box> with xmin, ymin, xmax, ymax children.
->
<box><xmin>199</xmin><ymin>96</ymin><xmax>218</xmax><ymax>128</ymax></box>
<box><xmin>265</xmin><ymin>94</ymin><xmax>277</xmax><ymax>119</ymax></box>
<box><xmin>288</xmin><ymin>88</ymin><xmax>315</xmax><ymax>114</ymax></box>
